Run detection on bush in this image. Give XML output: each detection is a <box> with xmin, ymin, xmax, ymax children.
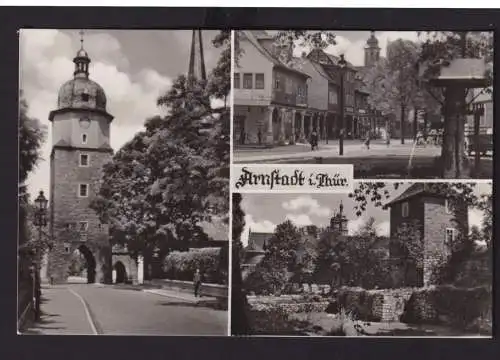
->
<box><xmin>400</xmin><ymin>285</ymin><xmax>491</xmax><ymax>329</ymax></box>
<box><xmin>244</xmin><ymin>266</ymin><xmax>288</xmax><ymax>295</ymax></box>
<box><xmin>163</xmin><ymin>247</ymin><xmax>225</xmax><ymax>284</ymax></box>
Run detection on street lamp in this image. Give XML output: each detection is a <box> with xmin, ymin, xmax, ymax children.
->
<box><xmin>32</xmin><ymin>190</ymin><xmax>48</xmax><ymax>321</ymax></box>
<box><xmin>338</xmin><ymin>54</ymin><xmax>347</xmax><ymax>156</ymax></box>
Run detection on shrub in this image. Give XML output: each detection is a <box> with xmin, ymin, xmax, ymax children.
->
<box><xmin>163</xmin><ymin>247</ymin><xmax>225</xmax><ymax>284</ymax></box>
<box><xmin>400</xmin><ymin>285</ymin><xmax>491</xmax><ymax>329</ymax></box>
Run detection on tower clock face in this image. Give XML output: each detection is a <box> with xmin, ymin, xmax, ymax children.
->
<box><xmin>79</xmin><ymin>117</ymin><xmax>90</xmax><ymax>129</ymax></box>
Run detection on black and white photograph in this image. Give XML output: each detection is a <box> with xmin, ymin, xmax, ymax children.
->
<box><xmin>231</xmin><ymin>182</ymin><xmax>492</xmax><ymax>336</ymax></box>
<box><xmin>18</xmin><ymin>29</ymin><xmax>230</xmax><ymax>335</ymax></box>
<box><xmin>232</xmin><ymin>30</ymin><xmax>493</xmax><ymax>179</ymax></box>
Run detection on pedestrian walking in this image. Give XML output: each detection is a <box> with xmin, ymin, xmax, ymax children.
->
<box><xmin>193</xmin><ymin>268</ymin><xmax>202</xmax><ymax>298</ymax></box>
<box><xmin>364</xmin><ymin>132</ymin><xmax>371</xmax><ymax>150</ymax></box>
<box><xmin>310</xmin><ymin>131</ymin><xmax>319</xmax><ymax>151</ymax></box>
<box><xmin>385</xmin><ymin>131</ymin><xmax>391</xmax><ymax>147</ymax></box>
<box><xmin>257</xmin><ymin>128</ymin><xmax>262</xmax><ymax>145</ymax></box>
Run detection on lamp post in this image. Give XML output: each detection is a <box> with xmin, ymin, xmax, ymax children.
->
<box><xmin>338</xmin><ymin>54</ymin><xmax>347</xmax><ymax>156</ymax></box>
<box><xmin>33</xmin><ymin>190</ymin><xmax>48</xmax><ymax>321</ymax></box>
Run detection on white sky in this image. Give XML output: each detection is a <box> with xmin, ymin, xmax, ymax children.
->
<box><xmin>20</xmin><ymin>29</ymin><xmax>222</xmax><ymax>199</ymax></box>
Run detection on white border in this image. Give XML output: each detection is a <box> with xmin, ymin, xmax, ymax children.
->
<box><xmin>227</xmin><ymin>30</ymin><xmax>235</xmax><ymax>336</ymax></box>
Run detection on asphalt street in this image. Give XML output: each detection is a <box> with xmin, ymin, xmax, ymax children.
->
<box><xmin>24</xmin><ymin>284</ymin><xmax>227</xmax><ymax>336</ymax></box>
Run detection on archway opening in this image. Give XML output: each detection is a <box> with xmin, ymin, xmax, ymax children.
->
<box><xmin>113</xmin><ymin>261</ymin><xmax>127</xmax><ymax>284</ymax></box>
<box><xmin>77</xmin><ymin>245</ymin><xmax>96</xmax><ymax>284</ymax></box>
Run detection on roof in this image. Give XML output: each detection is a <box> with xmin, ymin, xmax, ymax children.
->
<box><xmin>385</xmin><ymin>183</ymin><xmax>448</xmax><ymax>207</ymax></box>
<box><xmin>242</xmin><ymin>30</ymin><xmax>310</xmax><ymax>79</ymax></box>
<box><xmin>246</xmin><ymin>230</ymin><xmax>273</xmax><ymax>252</ymax></box>
<box><xmin>308</xmin><ymin>58</ymin><xmax>337</xmax><ymax>83</ymax></box>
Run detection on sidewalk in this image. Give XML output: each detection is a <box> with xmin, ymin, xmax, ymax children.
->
<box><xmin>101</xmin><ymin>283</ymin><xmax>219</xmax><ymax>304</ymax></box>
<box><xmin>22</xmin><ymin>285</ymin><xmax>96</xmax><ymax>335</ymax></box>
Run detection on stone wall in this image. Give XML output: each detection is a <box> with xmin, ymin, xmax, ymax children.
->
<box><xmin>49</xmin><ymin>147</ymin><xmax>112</xmax><ymax>283</ymax></box>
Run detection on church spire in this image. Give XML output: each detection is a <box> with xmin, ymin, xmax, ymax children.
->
<box><xmin>188</xmin><ymin>30</ymin><xmax>207</xmax><ymax>84</ymax></box>
<box><xmin>73</xmin><ymin>30</ymin><xmax>91</xmax><ymax>79</ymax></box>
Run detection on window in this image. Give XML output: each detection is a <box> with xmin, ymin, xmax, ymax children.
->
<box><xmin>78</xmin><ymin>184</ymin><xmax>89</xmax><ymax>197</ymax></box>
<box><xmin>329</xmin><ymin>89</ymin><xmax>338</xmax><ymax>104</ymax></box>
<box><xmin>274</xmin><ymin>77</ymin><xmax>281</xmax><ymax>90</ymax></box>
<box><xmin>445</xmin><ymin>228</ymin><xmax>456</xmax><ymax>245</ymax></box>
<box><xmin>243</xmin><ymin>73</ymin><xmax>253</xmax><ymax>89</ymax></box>
<box><xmin>64</xmin><ymin>244</ymin><xmax>71</xmax><ymax>254</ymax></box>
<box><xmin>79</xmin><ymin>221</ymin><xmax>89</xmax><ymax>232</ymax></box>
<box><xmin>234</xmin><ymin>73</ymin><xmax>240</xmax><ymax>89</ymax></box>
<box><xmin>66</xmin><ymin>223</ymin><xmax>76</xmax><ymax>230</ymax></box>
<box><xmin>79</xmin><ymin>154</ymin><xmax>89</xmax><ymax>167</ymax></box>
<box><xmin>255</xmin><ymin>73</ymin><xmax>265</xmax><ymax>89</ymax></box>
<box><xmin>98</xmin><ymin>223</ymin><xmax>103</xmax><ymax>231</ymax></box>
<box><xmin>82</xmin><ymin>133</ymin><xmax>88</xmax><ymax>144</ymax></box>
<box><xmin>81</xmin><ymin>90</ymin><xmax>90</xmax><ymax>102</ymax></box>
<box><xmin>401</xmin><ymin>202</ymin><xmax>409</xmax><ymax>218</ymax></box>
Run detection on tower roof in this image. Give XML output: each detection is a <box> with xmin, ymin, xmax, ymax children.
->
<box><xmin>366</xmin><ymin>31</ymin><xmax>380</xmax><ymax>47</ymax></box>
<box><xmin>51</xmin><ymin>30</ymin><xmax>111</xmax><ymax>121</ymax></box>
<box><xmin>188</xmin><ymin>30</ymin><xmax>207</xmax><ymax>83</ymax></box>
<box><xmin>385</xmin><ymin>183</ymin><xmax>448</xmax><ymax>207</ymax></box>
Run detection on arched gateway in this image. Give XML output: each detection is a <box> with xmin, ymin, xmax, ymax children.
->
<box><xmin>44</xmin><ymin>32</ymin><xmax>136</xmax><ymax>284</ymax></box>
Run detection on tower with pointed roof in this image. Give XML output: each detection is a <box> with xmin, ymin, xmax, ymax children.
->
<box><xmin>47</xmin><ymin>31</ymin><xmax>113</xmax><ymax>284</ymax></box>
<box><xmin>188</xmin><ymin>30</ymin><xmax>207</xmax><ymax>83</ymax></box>
<box><xmin>330</xmin><ymin>201</ymin><xmax>349</xmax><ymax>236</ymax></box>
<box><xmin>364</xmin><ymin>31</ymin><xmax>381</xmax><ymax>68</ymax></box>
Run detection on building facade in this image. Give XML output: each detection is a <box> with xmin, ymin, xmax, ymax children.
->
<box><xmin>234</xmin><ymin>31</ymin><xmax>310</xmax><ymax>146</ymax></box>
<box><xmin>386</xmin><ymin>184</ymin><xmax>469</xmax><ymax>287</ymax></box>
<box><xmin>47</xmin><ymin>40</ymin><xmax>114</xmax><ymax>284</ymax></box>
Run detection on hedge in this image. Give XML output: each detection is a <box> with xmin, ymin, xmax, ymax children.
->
<box><xmin>163</xmin><ymin>247</ymin><xmax>226</xmax><ymax>284</ymax></box>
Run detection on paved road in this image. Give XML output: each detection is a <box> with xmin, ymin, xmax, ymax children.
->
<box><xmin>234</xmin><ymin>140</ymin><xmax>442</xmax><ymax>163</ymax></box>
<box><xmin>24</xmin><ymin>284</ymin><xmax>227</xmax><ymax>336</ymax></box>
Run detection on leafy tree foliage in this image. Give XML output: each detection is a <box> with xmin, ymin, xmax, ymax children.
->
<box><xmin>231</xmin><ymin>193</ymin><xmax>251</xmax><ymax>335</ymax></box>
<box><xmin>91</xmin><ymin>31</ymin><xmax>230</xmax><ymax>258</ymax></box>
<box><xmin>418</xmin><ymin>31</ymin><xmax>493</xmax><ymax>178</ymax></box>
<box><xmin>19</xmin><ymin>91</ymin><xmax>47</xmax><ymax>185</ymax></box>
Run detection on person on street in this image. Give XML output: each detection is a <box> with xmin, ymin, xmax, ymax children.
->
<box><xmin>193</xmin><ymin>268</ymin><xmax>202</xmax><ymax>298</ymax></box>
<box><xmin>310</xmin><ymin>131</ymin><xmax>318</xmax><ymax>151</ymax></box>
<box><xmin>386</xmin><ymin>131</ymin><xmax>391</xmax><ymax>147</ymax></box>
<box><xmin>364</xmin><ymin>132</ymin><xmax>371</xmax><ymax>150</ymax></box>
<box><xmin>257</xmin><ymin>128</ymin><xmax>262</xmax><ymax>145</ymax></box>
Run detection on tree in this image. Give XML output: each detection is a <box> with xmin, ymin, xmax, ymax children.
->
<box><xmin>19</xmin><ymin>91</ymin><xmax>47</xmax><ymax>185</ymax></box>
<box><xmin>92</xmin><ymin>30</ymin><xmax>230</xmax><ymax>259</ymax></box>
<box><xmin>231</xmin><ymin>193</ymin><xmax>251</xmax><ymax>335</ymax></box>
<box><xmin>418</xmin><ymin>31</ymin><xmax>493</xmax><ymax>178</ymax></box>
<box><xmin>363</xmin><ymin>39</ymin><xmax>421</xmax><ymax>144</ymax></box>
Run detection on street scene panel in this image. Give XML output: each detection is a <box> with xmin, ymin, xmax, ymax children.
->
<box><xmin>19</xmin><ymin>29</ymin><xmax>229</xmax><ymax>335</ymax></box>
<box><xmin>233</xmin><ymin>30</ymin><xmax>493</xmax><ymax>179</ymax></box>
<box><xmin>231</xmin><ymin>182</ymin><xmax>492</xmax><ymax>336</ymax></box>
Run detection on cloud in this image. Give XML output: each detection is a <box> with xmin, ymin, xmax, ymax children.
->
<box><xmin>282</xmin><ymin>195</ymin><xmax>331</xmax><ymax>217</ymax></box>
<box><xmin>347</xmin><ymin>217</ymin><xmax>365</xmax><ymax>236</ymax></box>
<box><xmin>20</xmin><ymin>29</ymin><xmax>176</xmax><ymax>199</ymax></box>
<box><xmin>241</xmin><ymin>214</ymin><xmax>276</xmax><ymax>247</ymax></box>
<box><xmin>291</xmin><ymin>31</ymin><xmax>422</xmax><ymax>67</ymax></box>
<box><xmin>468</xmin><ymin>208</ymin><xmax>484</xmax><ymax>231</ymax></box>
<box><xmin>376</xmin><ymin>221</ymin><xmax>390</xmax><ymax>237</ymax></box>
<box><xmin>285</xmin><ymin>213</ymin><xmax>313</xmax><ymax>227</ymax></box>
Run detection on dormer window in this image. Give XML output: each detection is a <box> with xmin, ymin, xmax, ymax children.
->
<box><xmin>82</xmin><ymin>89</ymin><xmax>90</xmax><ymax>102</ymax></box>
<box><xmin>401</xmin><ymin>202</ymin><xmax>409</xmax><ymax>218</ymax></box>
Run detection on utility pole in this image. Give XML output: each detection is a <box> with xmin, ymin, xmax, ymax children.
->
<box><xmin>338</xmin><ymin>54</ymin><xmax>347</xmax><ymax>156</ymax></box>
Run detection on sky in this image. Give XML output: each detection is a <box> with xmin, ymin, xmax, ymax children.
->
<box><xmin>239</xmin><ymin>182</ymin><xmax>492</xmax><ymax>246</ymax></box>
<box><xmin>267</xmin><ymin>30</ymin><xmax>423</xmax><ymax>67</ymax></box>
<box><xmin>20</xmin><ymin>29</ymin><xmax>223</xmax><ymax>199</ymax></box>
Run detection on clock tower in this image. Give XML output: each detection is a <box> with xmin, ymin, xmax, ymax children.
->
<box><xmin>47</xmin><ymin>32</ymin><xmax>114</xmax><ymax>284</ymax></box>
